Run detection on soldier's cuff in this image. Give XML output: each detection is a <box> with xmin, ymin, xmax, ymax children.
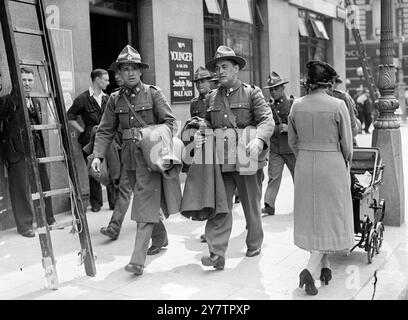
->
<box><xmin>256</xmin><ymin>136</ymin><xmax>269</xmax><ymax>150</ymax></box>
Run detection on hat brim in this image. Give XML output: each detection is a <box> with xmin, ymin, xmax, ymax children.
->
<box><xmin>110</xmin><ymin>61</ymin><xmax>150</xmax><ymax>71</ymax></box>
<box><xmin>263</xmin><ymin>80</ymin><xmax>289</xmax><ymax>89</ymax></box>
<box><xmin>192</xmin><ymin>76</ymin><xmax>214</xmax><ymax>82</ymax></box>
<box><xmin>306</xmin><ymin>60</ymin><xmax>336</xmax><ymax>75</ymax></box>
<box><xmin>205</xmin><ymin>56</ymin><xmax>246</xmax><ymax>72</ymax></box>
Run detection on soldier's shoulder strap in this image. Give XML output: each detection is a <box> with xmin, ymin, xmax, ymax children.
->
<box><xmin>148</xmin><ymin>84</ymin><xmax>159</xmax><ymax>91</ymax></box>
<box><xmin>289</xmin><ymin>95</ymin><xmax>296</xmax><ymax>104</ymax></box>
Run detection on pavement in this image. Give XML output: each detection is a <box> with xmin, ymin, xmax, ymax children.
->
<box><xmin>0</xmin><ymin>124</ymin><xmax>407</xmax><ymax>300</ymax></box>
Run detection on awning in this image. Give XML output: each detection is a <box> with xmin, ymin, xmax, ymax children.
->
<box><xmin>204</xmin><ymin>0</ymin><xmax>221</xmax><ymax>15</ymax></box>
<box><xmin>310</xmin><ymin>19</ymin><xmax>330</xmax><ymax>40</ymax></box>
<box><xmin>226</xmin><ymin>0</ymin><xmax>253</xmax><ymax>24</ymax></box>
<box><xmin>298</xmin><ymin>17</ymin><xmax>309</xmax><ymax>37</ymax></box>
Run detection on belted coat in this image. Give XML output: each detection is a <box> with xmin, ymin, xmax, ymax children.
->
<box><xmin>93</xmin><ymin>81</ymin><xmax>180</xmax><ymax>223</ymax></box>
<box><xmin>204</xmin><ymin>81</ymin><xmax>274</xmax><ymax>174</ymax></box>
<box><xmin>288</xmin><ymin>90</ymin><xmax>354</xmax><ymax>252</ymax></box>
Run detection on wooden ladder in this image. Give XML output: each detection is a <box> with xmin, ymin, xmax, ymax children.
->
<box><xmin>0</xmin><ymin>0</ymin><xmax>96</xmax><ymax>289</ymax></box>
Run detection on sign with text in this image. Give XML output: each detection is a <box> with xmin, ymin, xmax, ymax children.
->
<box><xmin>50</xmin><ymin>28</ymin><xmax>75</xmax><ymax>109</ymax></box>
<box><xmin>168</xmin><ymin>36</ymin><xmax>194</xmax><ymax>104</ymax></box>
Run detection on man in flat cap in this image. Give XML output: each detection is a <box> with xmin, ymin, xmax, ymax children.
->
<box><xmin>91</xmin><ymin>45</ymin><xmax>177</xmax><ymax>276</ymax></box>
<box><xmin>262</xmin><ymin>72</ymin><xmax>296</xmax><ymax>216</ymax></box>
<box><xmin>193</xmin><ymin>45</ymin><xmax>274</xmax><ymax>270</ymax></box>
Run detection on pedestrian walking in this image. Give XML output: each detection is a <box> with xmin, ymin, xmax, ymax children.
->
<box><xmin>67</xmin><ymin>69</ymin><xmax>113</xmax><ymax>212</ymax></box>
<box><xmin>288</xmin><ymin>60</ymin><xmax>354</xmax><ymax>296</ymax></box>
<box><xmin>192</xmin><ymin>45</ymin><xmax>274</xmax><ymax>270</ymax></box>
<box><xmin>328</xmin><ymin>75</ymin><xmax>359</xmax><ymax>143</ymax></box>
<box><xmin>261</xmin><ymin>72</ymin><xmax>295</xmax><ymax>216</ymax></box>
<box><xmin>0</xmin><ymin>67</ymin><xmax>57</xmax><ymax>237</ymax></box>
<box><xmin>91</xmin><ymin>45</ymin><xmax>180</xmax><ymax>275</ymax></box>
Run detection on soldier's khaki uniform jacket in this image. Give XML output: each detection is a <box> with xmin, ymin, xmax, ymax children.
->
<box><xmin>204</xmin><ymin>81</ymin><xmax>274</xmax><ymax>173</ymax></box>
<box><xmin>330</xmin><ymin>89</ymin><xmax>358</xmax><ymax>138</ymax></box>
<box><xmin>269</xmin><ymin>95</ymin><xmax>294</xmax><ymax>155</ymax></box>
<box><xmin>190</xmin><ymin>94</ymin><xmax>207</xmax><ymax>118</ymax></box>
<box><xmin>93</xmin><ymin>81</ymin><xmax>178</xmax><ymax>223</ymax></box>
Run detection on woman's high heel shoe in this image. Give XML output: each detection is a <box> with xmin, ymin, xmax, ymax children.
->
<box><xmin>320</xmin><ymin>268</ymin><xmax>332</xmax><ymax>285</ymax></box>
<box><xmin>299</xmin><ymin>269</ymin><xmax>318</xmax><ymax>296</ymax></box>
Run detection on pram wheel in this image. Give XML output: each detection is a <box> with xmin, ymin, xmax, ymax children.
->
<box><xmin>376</xmin><ymin>222</ymin><xmax>385</xmax><ymax>253</ymax></box>
<box><xmin>366</xmin><ymin>229</ymin><xmax>378</xmax><ymax>264</ymax></box>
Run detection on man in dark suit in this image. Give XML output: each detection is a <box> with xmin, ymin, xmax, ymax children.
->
<box><xmin>0</xmin><ymin>67</ymin><xmax>56</xmax><ymax>237</ymax></box>
<box><xmin>67</xmin><ymin>69</ymin><xmax>112</xmax><ymax>212</ymax></box>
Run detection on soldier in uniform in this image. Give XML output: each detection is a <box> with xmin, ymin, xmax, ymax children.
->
<box><xmin>261</xmin><ymin>72</ymin><xmax>296</xmax><ymax>216</ymax></box>
<box><xmin>91</xmin><ymin>45</ymin><xmax>177</xmax><ymax>275</ymax></box>
<box><xmin>190</xmin><ymin>66</ymin><xmax>215</xmax><ymax>118</ymax></box>
<box><xmin>194</xmin><ymin>46</ymin><xmax>274</xmax><ymax>270</ymax></box>
<box><xmin>0</xmin><ymin>67</ymin><xmax>57</xmax><ymax>237</ymax></box>
<box><xmin>328</xmin><ymin>75</ymin><xmax>358</xmax><ymax>142</ymax></box>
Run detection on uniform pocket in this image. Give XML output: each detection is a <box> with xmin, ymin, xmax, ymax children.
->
<box><xmin>133</xmin><ymin>104</ymin><xmax>154</xmax><ymax>125</ymax></box>
<box><xmin>230</xmin><ymin>103</ymin><xmax>251</xmax><ymax>126</ymax></box>
<box><xmin>114</xmin><ymin>106</ymin><xmax>130</xmax><ymax>128</ymax></box>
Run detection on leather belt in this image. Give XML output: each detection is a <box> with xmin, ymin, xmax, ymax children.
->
<box><xmin>122</xmin><ymin>127</ymin><xmax>141</xmax><ymax>140</ymax></box>
<box><xmin>298</xmin><ymin>142</ymin><xmax>340</xmax><ymax>152</ymax></box>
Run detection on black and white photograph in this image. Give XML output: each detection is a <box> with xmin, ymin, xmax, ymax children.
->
<box><xmin>0</xmin><ymin>0</ymin><xmax>408</xmax><ymax>307</ymax></box>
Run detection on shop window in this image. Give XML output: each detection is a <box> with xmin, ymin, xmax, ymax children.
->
<box><xmin>204</xmin><ymin>0</ymin><xmax>222</xmax><ymax>15</ymax></box>
<box><xmin>298</xmin><ymin>10</ymin><xmax>329</xmax><ymax>88</ymax></box>
<box><xmin>225</xmin><ymin>0</ymin><xmax>253</xmax><ymax>24</ymax></box>
<box><xmin>203</xmin><ymin>0</ymin><xmax>257</xmax><ymax>84</ymax></box>
<box><xmin>298</xmin><ymin>17</ymin><xmax>309</xmax><ymax>37</ymax></box>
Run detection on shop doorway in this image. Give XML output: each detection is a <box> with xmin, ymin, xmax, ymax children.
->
<box><xmin>90</xmin><ymin>13</ymin><xmax>131</xmax><ymax>94</ymax></box>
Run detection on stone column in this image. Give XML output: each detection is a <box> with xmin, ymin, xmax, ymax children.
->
<box><xmin>372</xmin><ymin>0</ymin><xmax>405</xmax><ymax>226</ymax></box>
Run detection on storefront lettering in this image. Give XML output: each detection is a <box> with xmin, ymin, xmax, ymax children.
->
<box><xmin>173</xmin><ymin>79</ymin><xmax>193</xmax><ymax>87</ymax></box>
<box><xmin>170</xmin><ymin>51</ymin><xmax>193</xmax><ymax>62</ymax></box>
<box><xmin>169</xmin><ymin>36</ymin><xmax>194</xmax><ymax>104</ymax></box>
<box><xmin>174</xmin><ymin>90</ymin><xmax>193</xmax><ymax>97</ymax></box>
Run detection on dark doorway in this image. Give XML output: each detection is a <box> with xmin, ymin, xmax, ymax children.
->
<box><xmin>90</xmin><ymin>14</ymin><xmax>130</xmax><ymax>94</ymax></box>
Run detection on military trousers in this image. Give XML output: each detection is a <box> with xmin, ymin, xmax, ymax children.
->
<box><xmin>108</xmin><ymin>168</ymin><xmax>167</xmax><ymax>245</ymax></box>
<box><xmin>205</xmin><ymin>169</ymin><xmax>264</xmax><ymax>257</ymax></box>
<box><xmin>8</xmin><ymin>160</ymin><xmax>55</xmax><ymax>233</ymax></box>
<box><xmin>264</xmin><ymin>152</ymin><xmax>295</xmax><ymax>209</ymax></box>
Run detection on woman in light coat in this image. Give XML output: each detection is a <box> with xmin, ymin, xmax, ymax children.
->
<box><xmin>288</xmin><ymin>60</ymin><xmax>354</xmax><ymax>296</ymax></box>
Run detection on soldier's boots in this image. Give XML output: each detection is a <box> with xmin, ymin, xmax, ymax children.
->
<box><xmin>201</xmin><ymin>254</ymin><xmax>225</xmax><ymax>270</ymax></box>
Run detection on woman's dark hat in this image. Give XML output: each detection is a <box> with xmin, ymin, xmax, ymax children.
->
<box><xmin>205</xmin><ymin>46</ymin><xmax>246</xmax><ymax>72</ymax></box>
<box><xmin>110</xmin><ymin>45</ymin><xmax>150</xmax><ymax>71</ymax></box>
<box><xmin>192</xmin><ymin>67</ymin><xmax>214</xmax><ymax>82</ymax></box>
<box><xmin>306</xmin><ymin>60</ymin><xmax>337</xmax><ymax>84</ymax></box>
<box><xmin>263</xmin><ymin>71</ymin><xmax>289</xmax><ymax>89</ymax></box>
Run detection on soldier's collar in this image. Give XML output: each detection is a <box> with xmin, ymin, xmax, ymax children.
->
<box><xmin>120</xmin><ymin>82</ymin><xmax>142</xmax><ymax>96</ymax></box>
<box><xmin>222</xmin><ymin>80</ymin><xmax>242</xmax><ymax>95</ymax></box>
<box><xmin>275</xmin><ymin>95</ymin><xmax>288</xmax><ymax>104</ymax></box>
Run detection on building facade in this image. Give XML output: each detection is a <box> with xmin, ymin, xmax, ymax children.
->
<box><xmin>345</xmin><ymin>0</ymin><xmax>408</xmax><ymax>100</ymax></box>
<box><xmin>0</xmin><ymin>0</ymin><xmax>347</xmax><ymax>230</ymax></box>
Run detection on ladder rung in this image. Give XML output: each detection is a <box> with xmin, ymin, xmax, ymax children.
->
<box><xmin>28</xmin><ymin>92</ymin><xmax>52</xmax><ymax>98</ymax></box>
<box><xmin>20</xmin><ymin>59</ymin><xmax>44</xmax><ymax>66</ymax></box>
<box><xmin>32</xmin><ymin>188</ymin><xmax>70</xmax><ymax>200</ymax></box>
<box><xmin>11</xmin><ymin>0</ymin><xmax>37</xmax><ymax>5</ymax></box>
<box><xmin>14</xmin><ymin>27</ymin><xmax>43</xmax><ymax>36</ymax></box>
<box><xmin>48</xmin><ymin>219</ymin><xmax>79</xmax><ymax>231</ymax></box>
<box><xmin>37</xmin><ymin>156</ymin><xmax>65</xmax><ymax>164</ymax></box>
<box><xmin>31</xmin><ymin>124</ymin><xmax>60</xmax><ymax>130</ymax></box>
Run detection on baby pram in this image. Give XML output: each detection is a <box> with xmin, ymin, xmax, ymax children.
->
<box><xmin>350</xmin><ymin>147</ymin><xmax>385</xmax><ymax>263</ymax></box>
